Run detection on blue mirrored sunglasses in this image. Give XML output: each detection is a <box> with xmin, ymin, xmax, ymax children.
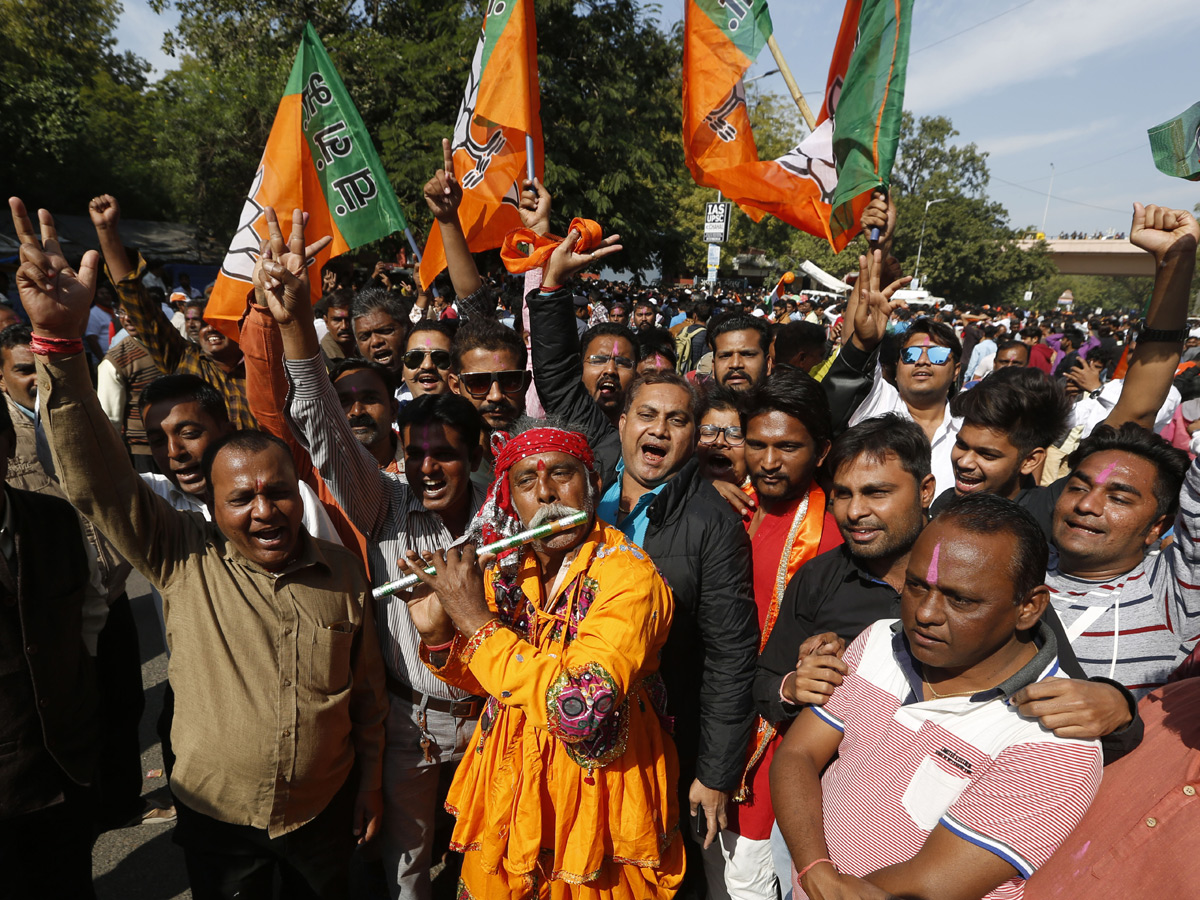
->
<box><xmin>900</xmin><ymin>345</ymin><xmax>953</xmax><ymax>366</ymax></box>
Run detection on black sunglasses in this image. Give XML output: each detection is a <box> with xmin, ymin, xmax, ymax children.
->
<box><xmin>403</xmin><ymin>349</ymin><xmax>451</xmax><ymax>370</ymax></box>
<box><xmin>457</xmin><ymin>370</ymin><xmax>531</xmax><ymax>397</ymax></box>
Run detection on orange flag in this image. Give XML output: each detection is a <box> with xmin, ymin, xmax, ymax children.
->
<box><xmin>419</xmin><ymin>0</ymin><xmax>543</xmax><ymax>290</ymax></box>
<box><xmin>206</xmin><ymin>24</ymin><xmax>407</xmax><ymax>340</ymax></box>
<box><xmin>683</xmin><ymin>0</ymin><xmax>912</xmax><ymax>251</ymax></box>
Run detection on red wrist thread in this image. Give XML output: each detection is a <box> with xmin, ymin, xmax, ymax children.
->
<box><xmin>796</xmin><ymin>858</ymin><xmax>837</xmax><ymax>883</ymax></box>
<box><xmin>425</xmin><ymin>638</ymin><xmax>454</xmax><ymax>653</ymax></box>
<box><xmin>540</xmin><ymin>283</ymin><xmax>564</xmax><ymax>293</ymax></box>
<box><xmin>30</xmin><ymin>335</ymin><xmax>84</xmax><ymax>356</ymax></box>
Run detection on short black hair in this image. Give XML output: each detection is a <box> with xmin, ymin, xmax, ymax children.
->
<box><xmin>744</xmin><ymin>368</ymin><xmax>833</xmax><ymax>449</ymax></box>
<box><xmin>0</xmin><ymin>324</ymin><xmax>32</xmax><ymax>358</ymax></box>
<box><xmin>398</xmin><ymin>392</ymin><xmax>484</xmax><ymax>453</ymax></box>
<box><xmin>692</xmin><ymin>299</ymin><xmax>713</xmax><ymax>321</ymax></box>
<box><xmin>708</xmin><ymin>313</ymin><xmax>771</xmax><ymax>353</ymax></box>
<box><xmin>772</xmin><ymin>321</ymin><xmax>826</xmax><ymax>367</ymax></box>
<box><xmin>407</xmin><ymin>319</ymin><xmax>455</xmax><ymax>348</ymax></box>
<box><xmin>323</xmin><ymin>288</ymin><xmax>354</xmax><ymax>312</ymax></box>
<box><xmin>200</xmin><ymin>429</ymin><xmax>296</xmax><ymax>490</ymax></box>
<box><xmin>951</xmin><ymin>367</ymin><xmax>1071</xmax><ymax>455</ymax></box>
<box><xmin>328</xmin><ymin>357</ymin><xmax>397</xmax><ymax>396</ymax></box>
<box><xmin>936</xmin><ymin>492</ymin><xmax>1049</xmax><ymax>602</ymax></box>
<box><xmin>1069</xmin><ymin>422</ymin><xmax>1190</xmax><ymax>520</ymax></box>
<box><xmin>139</xmin><ymin>374</ymin><xmax>230</xmax><ymax>425</ymax></box>
<box><xmin>903</xmin><ymin>318</ymin><xmax>963</xmax><ymax>361</ymax></box>
<box><xmin>993</xmin><ymin>339</ymin><xmax>1030</xmax><ymax>364</ymax></box>
<box><xmin>826</xmin><ymin>413</ymin><xmax>931</xmax><ymax>485</ymax></box>
<box><xmin>698</xmin><ymin>383</ymin><xmax>746</xmax><ymax>420</ymax></box>
<box><xmin>624</xmin><ymin>370</ymin><xmax>700</xmax><ymax>420</ymax></box>
<box><xmin>635</xmin><ymin>328</ymin><xmax>678</xmax><ymax>367</ymax></box>
<box><xmin>450</xmin><ymin>318</ymin><xmax>526</xmax><ymax>372</ymax></box>
<box><xmin>580</xmin><ymin>322</ymin><xmax>636</xmax><ymax>359</ymax></box>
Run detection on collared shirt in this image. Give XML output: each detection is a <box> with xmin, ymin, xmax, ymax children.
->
<box><xmin>112</xmin><ymin>255</ymin><xmax>257</xmax><ymax>431</ymax></box>
<box><xmin>1025</xmin><ymin>678</ymin><xmax>1200</xmax><ymax>899</ymax></box>
<box><xmin>139</xmin><ymin>471</ymin><xmax>342</xmax><ymax>546</ymax></box>
<box><xmin>802</xmin><ymin>619</ymin><xmax>1101</xmax><ymax>899</ymax></box>
<box><xmin>39</xmin><ymin>352</ymin><xmax>386</xmax><ymax>838</ymax></box>
<box><xmin>597</xmin><ymin>459</ymin><xmax>669</xmax><ymax>547</ymax></box>
<box><xmin>754</xmin><ymin>544</ymin><xmax>899</xmax><ymax>725</ymax></box>
<box><xmin>285</xmin><ymin>353</ymin><xmax>485</xmax><ymax>704</ymax></box>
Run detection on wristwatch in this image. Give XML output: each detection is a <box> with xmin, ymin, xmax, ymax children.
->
<box><xmin>1137</xmin><ymin>325</ymin><xmax>1189</xmax><ymax>344</ymax></box>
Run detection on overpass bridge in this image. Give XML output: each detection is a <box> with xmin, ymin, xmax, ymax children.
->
<box><xmin>1015</xmin><ymin>238</ymin><xmax>1155</xmax><ymax>277</ymax></box>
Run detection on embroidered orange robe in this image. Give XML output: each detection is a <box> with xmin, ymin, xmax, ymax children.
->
<box><xmin>423</xmin><ymin>522</ymin><xmax>685</xmax><ymax>900</ymax></box>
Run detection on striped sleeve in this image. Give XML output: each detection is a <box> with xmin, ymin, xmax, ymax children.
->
<box><xmin>812</xmin><ymin>624</ymin><xmax>874</xmax><ymax>733</ymax></box>
<box><xmin>1165</xmin><ymin>454</ymin><xmax>1200</xmax><ymax>642</ymax></box>
<box><xmin>940</xmin><ymin>740</ymin><xmax>1101</xmax><ymax>879</ymax></box>
<box><xmin>284</xmin><ymin>353</ymin><xmax>392</xmax><ymax>541</ymax></box>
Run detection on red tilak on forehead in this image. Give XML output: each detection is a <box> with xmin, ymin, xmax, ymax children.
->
<box><xmin>536</xmin><ymin>459</ymin><xmax>546</xmax><ymax>472</ymax></box>
<box><xmin>255</xmin><ymin>477</ymin><xmax>265</xmax><ymax>493</ymax></box>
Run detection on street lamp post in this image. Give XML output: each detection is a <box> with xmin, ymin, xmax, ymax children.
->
<box><xmin>913</xmin><ymin>197</ymin><xmax>948</xmax><ymax>289</ymax></box>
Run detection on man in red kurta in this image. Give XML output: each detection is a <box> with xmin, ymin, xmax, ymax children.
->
<box><xmin>705</xmin><ymin>370</ymin><xmax>841</xmax><ymax>900</ymax></box>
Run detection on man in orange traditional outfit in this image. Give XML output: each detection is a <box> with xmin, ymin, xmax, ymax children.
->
<box><xmin>708</xmin><ymin>369</ymin><xmax>842</xmax><ymax>900</ymax></box>
<box><xmin>401</xmin><ymin>419</ymin><xmax>685</xmax><ymax>900</ymax></box>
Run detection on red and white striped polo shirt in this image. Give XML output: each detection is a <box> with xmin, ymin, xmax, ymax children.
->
<box><xmin>802</xmin><ymin>619</ymin><xmax>1102</xmax><ymax>900</ymax></box>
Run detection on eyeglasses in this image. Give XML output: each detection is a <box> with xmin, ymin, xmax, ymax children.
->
<box><xmin>403</xmin><ymin>349</ymin><xmax>451</xmax><ymax>370</ymax></box>
<box><xmin>584</xmin><ymin>354</ymin><xmax>635</xmax><ymax>370</ymax></box>
<box><xmin>900</xmin><ymin>345</ymin><xmax>953</xmax><ymax>366</ymax></box>
<box><xmin>698</xmin><ymin>424</ymin><xmax>745</xmax><ymax>445</ymax></box>
<box><xmin>457</xmin><ymin>370</ymin><xmax>531</xmax><ymax>397</ymax></box>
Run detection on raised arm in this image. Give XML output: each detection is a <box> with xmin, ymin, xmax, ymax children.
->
<box><xmin>425</xmin><ymin>138</ymin><xmax>484</xmax><ymax>302</ymax></box>
<box><xmin>526</xmin><ymin>223</ymin><xmax>623</xmax><ymax>451</ymax></box>
<box><xmin>258</xmin><ymin>207</ymin><xmax>396</xmax><ymax>540</ymax></box>
<box><xmin>239</xmin><ymin>238</ymin><xmax>316</xmax><ymax>480</ymax></box>
<box><xmin>88</xmin><ymin>195</ymin><xmax>190</xmax><ymax>375</ymax></box>
<box><xmin>1102</xmin><ymin>202</ymin><xmax>1199</xmax><ymax>430</ymax></box>
<box><xmin>12</xmin><ymin>197</ymin><xmax>200</xmax><ymax>589</ymax></box>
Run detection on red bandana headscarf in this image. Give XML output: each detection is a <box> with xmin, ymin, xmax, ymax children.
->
<box><xmin>471</xmin><ymin>427</ymin><xmax>596</xmax><ymax>569</ymax></box>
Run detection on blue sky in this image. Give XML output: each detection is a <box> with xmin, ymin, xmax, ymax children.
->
<box><xmin>116</xmin><ymin>0</ymin><xmax>1200</xmax><ymax>236</ymax></box>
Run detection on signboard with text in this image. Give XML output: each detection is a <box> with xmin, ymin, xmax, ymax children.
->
<box><xmin>704</xmin><ymin>201</ymin><xmax>731</xmax><ymax>243</ymax></box>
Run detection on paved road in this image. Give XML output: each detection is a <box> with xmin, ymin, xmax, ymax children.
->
<box><xmin>92</xmin><ymin>571</ymin><xmax>191</xmax><ymax>899</ymax></box>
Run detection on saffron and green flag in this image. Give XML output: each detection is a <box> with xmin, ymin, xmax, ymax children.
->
<box><xmin>683</xmin><ymin>0</ymin><xmax>913</xmax><ymax>251</ymax></box>
<box><xmin>1148</xmin><ymin>101</ymin><xmax>1200</xmax><ymax>181</ymax></box>
<box><xmin>207</xmin><ymin>22</ymin><xmax>408</xmax><ymax>338</ymax></box>
<box><xmin>419</xmin><ymin>0</ymin><xmax>543</xmax><ymax>290</ymax></box>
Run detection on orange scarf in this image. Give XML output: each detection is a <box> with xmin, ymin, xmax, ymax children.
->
<box><xmin>736</xmin><ymin>483</ymin><xmax>828</xmax><ymax>802</ymax></box>
<box><xmin>500</xmin><ymin>218</ymin><xmax>603</xmax><ymax>273</ymax></box>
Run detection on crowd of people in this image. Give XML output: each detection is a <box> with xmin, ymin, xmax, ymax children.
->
<box><xmin>2</xmin><ymin>159</ymin><xmax>1199</xmax><ymax>900</ymax></box>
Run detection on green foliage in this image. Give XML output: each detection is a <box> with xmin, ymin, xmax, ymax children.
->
<box><xmin>0</xmin><ymin>0</ymin><xmax>158</xmax><ymax>214</ymax></box>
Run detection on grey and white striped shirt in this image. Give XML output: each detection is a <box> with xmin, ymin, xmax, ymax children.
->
<box><xmin>284</xmin><ymin>353</ymin><xmax>485</xmax><ymax>701</ymax></box>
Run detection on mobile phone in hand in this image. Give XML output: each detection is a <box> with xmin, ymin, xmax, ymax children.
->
<box><xmin>693</xmin><ymin>811</ymin><xmax>707</xmax><ymax>839</ymax></box>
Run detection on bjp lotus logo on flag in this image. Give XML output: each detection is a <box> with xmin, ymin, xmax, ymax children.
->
<box><xmin>419</xmin><ymin>0</ymin><xmax>543</xmax><ymax>290</ymax></box>
<box><xmin>683</xmin><ymin>0</ymin><xmax>913</xmax><ymax>251</ymax></box>
<box><xmin>206</xmin><ymin>23</ymin><xmax>408</xmax><ymax>339</ymax></box>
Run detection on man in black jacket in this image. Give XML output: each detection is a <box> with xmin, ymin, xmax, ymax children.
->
<box><xmin>0</xmin><ymin>389</ymin><xmax>101</xmax><ymax>897</ymax></box>
<box><xmin>592</xmin><ymin>370</ymin><xmax>758</xmax><ymax>891</ymax></box>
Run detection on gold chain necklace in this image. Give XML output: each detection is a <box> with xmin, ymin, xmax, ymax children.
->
<box><xmin>923</xmin><ymin>679</ymin><xmax>982</xmax><ymax>699</ymax></box>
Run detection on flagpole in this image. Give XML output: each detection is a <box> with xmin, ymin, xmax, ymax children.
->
<box><xmin>766</xmin><ymin>36</ymin><xmax>816</xmax><ymax>132</ymax></box>
<box><xmin>525</xmin><ymin>134</ymin><xmax>536</xmax><ymax>184</ymax></box>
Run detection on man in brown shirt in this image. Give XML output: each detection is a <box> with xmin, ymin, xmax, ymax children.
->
<box><xmin>11</xmin><ymin>197</ymin><xmax>387</xmax><ymax>900</ymax></box>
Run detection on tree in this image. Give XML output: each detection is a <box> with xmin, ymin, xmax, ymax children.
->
<box><xmin>887</xmin><ymin>112</ymin><xmax>1055</xmax><ymax>306</ymax></box>
<box><xmin>0</xmin><ymin>0</ymin><xmax>164</xmax><ymax>216</ymax></box>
